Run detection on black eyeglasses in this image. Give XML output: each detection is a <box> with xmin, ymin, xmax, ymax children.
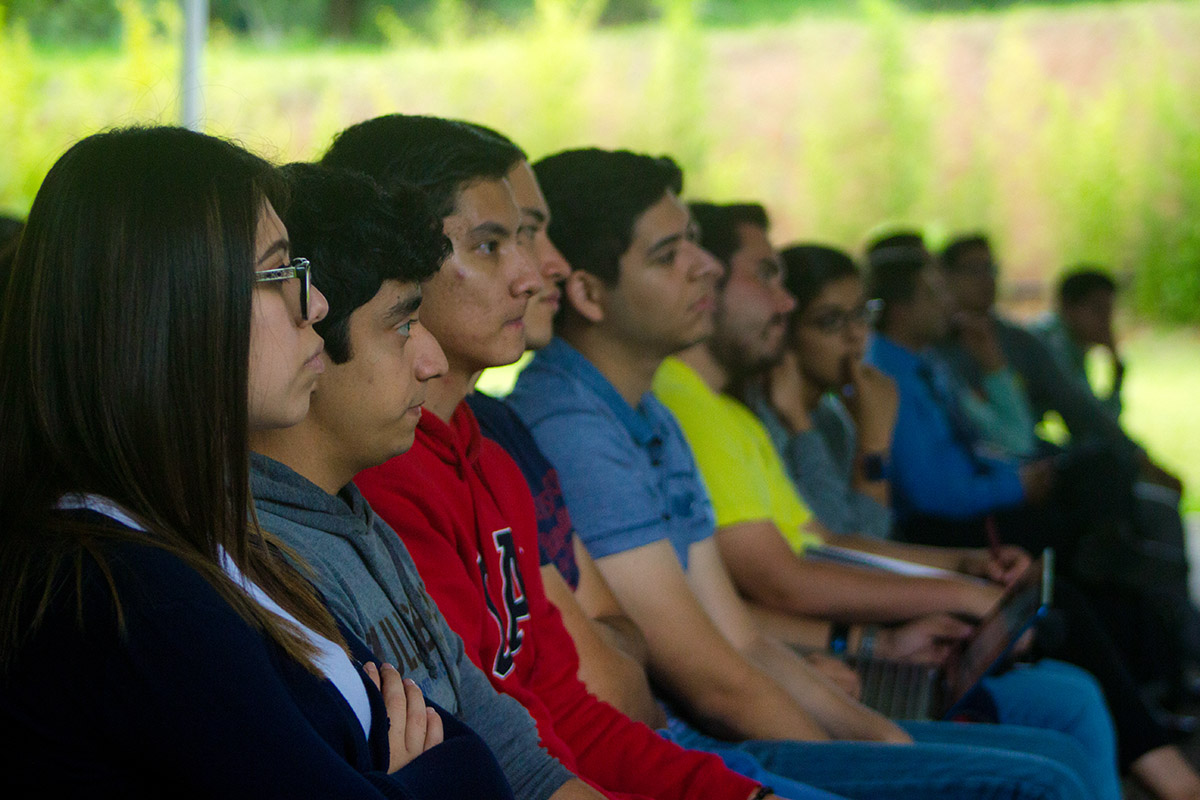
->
<box><xmin>801</xmin><ymin>303</ymin><xmax>873</xmax><ymax>335</ymax></box>
<box><xmin>255</xmin><ymin>257</ymin><xmax>312</xmax><ymax>321</ymax></box>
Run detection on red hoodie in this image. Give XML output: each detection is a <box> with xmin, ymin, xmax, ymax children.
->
<box><xmin>356</xmin><ymin>403</ymin><xmax>760</xmax><ymax>800</ymax></box>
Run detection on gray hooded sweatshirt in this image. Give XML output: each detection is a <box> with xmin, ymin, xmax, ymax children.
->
<box><xmin>251</xmin><ymin>453</ymin><xmax>572</xmax><ymax>800</ymax></box>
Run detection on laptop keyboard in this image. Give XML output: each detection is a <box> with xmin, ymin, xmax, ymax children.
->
<box><xmin>852</xmin><ymin>656</ymin><xmax>941</xmax><ymax>720</ymax></box>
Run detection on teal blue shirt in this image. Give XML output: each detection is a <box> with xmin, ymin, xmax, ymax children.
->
<box><xmin>1031</xmin><ymin>313</ymin><xmax>1123</xmax><ymax>421</ymax></box>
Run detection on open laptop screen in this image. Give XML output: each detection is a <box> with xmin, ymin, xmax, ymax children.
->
<box><xmin>941</xmin><ymin>550</ymin><xmax>1054</xmax><ymax>716</ymax></box>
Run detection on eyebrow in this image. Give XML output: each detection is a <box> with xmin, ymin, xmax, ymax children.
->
<box><xmin>470</xmin><ymin>221</ymin><xmax>513</xmax><ymax>239</ymax></box>
<box><xmin>383</xmin><ymin>291</ymin><xmax>423</xmax><ymax>324</ymax></box>
<box><xmin>647</xmin><ymin>220</ymin><xmax>700</xmax><ymax>256</ymax></box>
<box><xmin>809</xmin><ymin>300</ymin><xmax>865</xmax><ymax>315</ymax></box>
<box><xmin>256</xmin><ymin>237</ymin><xmax>289</xmax><ymax>266</ymax></box>
<box><xmin>647</xmin><ymin>231</ymin><xmax>686</xmax><ymax>256</ymax></box>
<box><xmin>521</xmin><ymin>207</ymin><xmax>547</xmax><ymax>225</ymax></box>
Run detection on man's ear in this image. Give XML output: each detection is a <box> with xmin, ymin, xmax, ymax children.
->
<box><xmin>564</xmin><ymin>271</ymin><xmax>607</xmax><ymax>324</ymax></box>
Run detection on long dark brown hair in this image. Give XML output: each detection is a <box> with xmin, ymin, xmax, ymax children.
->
<box><xmin>0</xmin><ymin>127</ymin><xmax>342</xmax><ymax>672</ymax></box>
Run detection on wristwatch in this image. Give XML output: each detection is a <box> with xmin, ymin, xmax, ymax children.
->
<box><xmin>828</xmin><ymin>623</ymin><xmax>850</xmax><ymax>655</ymax></box>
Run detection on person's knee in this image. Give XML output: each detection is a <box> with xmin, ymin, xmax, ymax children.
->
<box><xmin>998</xmin><ymin>754</ymin><xmax>1090</xmax><ymax>800</ymax></box>
<box><xmin>1034</xmin><ymin>659</ymin><xmax>1114</xmax><ymax>729</ymax></box>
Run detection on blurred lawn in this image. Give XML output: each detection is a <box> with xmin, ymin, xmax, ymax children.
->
<box><xmin>479</xmin><ymin>324</ymin><xmax>1200</xmax><ymax>511</ymax></box>
<box><xmin>1118</xmin><ymin>326</ymin><xmax>1200</xmax><ymax>512</ymax></box>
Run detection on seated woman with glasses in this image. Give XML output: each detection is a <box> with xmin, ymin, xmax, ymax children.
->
<box><xmin>742</xmin><ymin>244</ymin><xmax>895</xmax><ymax>541</ymax></box>
<box><xmin>0</xmin><ymin>126</ymin><xmax>512</xmax><ymax>799</ymax></box>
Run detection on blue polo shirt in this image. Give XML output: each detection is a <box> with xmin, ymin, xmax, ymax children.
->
<box><xmin>865</xmin><ymin>334</ymin><xmax>1025</xmax><ymax>520</ymax></box>
<box><xmin>508</xmin><ymin>337</ymin><xmax>715</xmax><ymax>569</ymax></box>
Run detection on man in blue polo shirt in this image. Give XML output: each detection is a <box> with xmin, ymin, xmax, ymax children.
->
<box><xmin>508</xmin><ymin>146</ymin><xmax>1098</xmax><ymax>800</ymax></box>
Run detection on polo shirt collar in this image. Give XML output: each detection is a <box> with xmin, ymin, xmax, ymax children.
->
<box><xmin>539</xmin><ymin>337</ymin><xmax>661</xmax><ymax>449</ymax></box>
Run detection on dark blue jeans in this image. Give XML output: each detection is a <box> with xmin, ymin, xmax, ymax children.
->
<box><xmin>983</xmin><ymin>659</ymin><xmax>1120</xmax><ymax>800</ymax></box>
<box><xmin>661</xmin><ymin>715</ymin><xmax>1093</xmax><ymax>800</ymax></box>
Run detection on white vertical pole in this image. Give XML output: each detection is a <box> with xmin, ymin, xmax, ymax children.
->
<box><xmin>180</xmin><ymin>0</ymin><xmax>208</xmax><ymax>131</ymax></box>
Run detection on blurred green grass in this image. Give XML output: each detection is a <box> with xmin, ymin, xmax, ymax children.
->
<box><xmin>1118</xmin><ymin>327</ymin><xmax>1200</xmax><ymax>512</ymax></box>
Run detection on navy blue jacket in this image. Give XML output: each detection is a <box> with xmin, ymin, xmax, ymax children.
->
<box><xmin>0</xmin><ymin>511</ymin><xmax>513</xmax><ymax>799</ymax></box>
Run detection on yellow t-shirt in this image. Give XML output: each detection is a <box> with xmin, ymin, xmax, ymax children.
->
<box><xmin>654</xmin><ymin>357</ymin><xmax>819</xmax><ymax>553</ymax></box>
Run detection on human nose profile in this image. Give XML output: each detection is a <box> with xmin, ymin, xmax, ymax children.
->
<box><xmin>510</xmin><ymin>243</ymin><xmax>544</xmax><ymax>298</ymax></box>
<box><xmin>414</xmin><ymin>325</ymin><xmax>448</xmax><ymax>381</ymax></box>
<box><xmin>539</xmin><ymin>236</ymin><xmax>571</xmax><ymax>283</ymax></box>
<box><xmin>692</xmin><ymin>242</ymin><xmax>725</xmax><ymax>281</ymax></box>
<box><xmin>306</xmin><ymin>284</ymin><xmax>330</xmax><ymax>325</ymax></box>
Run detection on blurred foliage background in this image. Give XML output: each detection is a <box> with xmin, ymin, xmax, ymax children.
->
<box><xmin>3</xmin><ymin>0</ymin><xmax>1199</xmax><ymax>321</ymax></box>
<box><xmin>3</xmin><ymin>0</ymin><xmax>1154</xmax><ymax>41</ymax></box>
<box><xmin>3</xmin><ymin>0</ymin><xmax>1200</xmax><ymax>503</ymax></box>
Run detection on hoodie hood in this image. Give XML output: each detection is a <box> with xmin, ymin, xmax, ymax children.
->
<box><xmin>251</xmin><ymin>451</ymin><xmax>377</xmax><ymax>542</ymax></box>
<box><xmin>250</xmin><ymin>452</ymin><xmax>463</xmax><ymax>708</ymax></box>
<box><xmin>415</xmin><ymin>402</ymin><xmax>488</xmax><ymax>482</ymax></box>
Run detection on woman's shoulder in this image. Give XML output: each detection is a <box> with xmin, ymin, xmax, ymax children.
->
<box><xmin>16</xmin><ymin>510</ymin><xmax>248</xmax><ymax>650</ymax></box>
<box><xmin>74</xmin><ymin>521</ymin><xmax>228</xmax><ymax>610</ymax></box>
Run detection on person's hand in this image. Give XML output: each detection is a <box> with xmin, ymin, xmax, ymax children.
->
<box><xmin>953</xmin><ymin>311</ymin><xmax>1006</xmax><ymax>373</ymax></box>
<box><xmin>766</xmin><ymin>350</ymin><xmax>812</xmax><ymax>434</ymax></box>
<box><xmin>1010</xmin><ymin>628</ymin><xmax>1036</xmax><ymax>658</ymax></box>
<box><xmin>1140</xmin><ymin>456</ymin><xmax>1185</xmax><ymax>496</ymax></box>
<box><xmin>364</xmin><ymin>662</ymin><xmax>444</xmax><ymax>773</ymax></box>
<box><xmin>874</xmin><ymin>615</ymin><xmax>973</xmax><ymax>665</ymax></box>
<box><xmin>959</xmin><ymin>545</ymin><xmax>1032</xmax><ymax>586</ymax></box>
<box><xmin>1018</xmin><ymin>458</ymin><xmax>1057</xmax><ymax>504</ymax></box>
<box><xmin>960</xmin><ymin>579</ymin><xmax>1005</xmax><ymax>619</ymax></box>
<box><xmin>845</xmin><ymin>360</ymin><xmax>899</xmax><ymax>452</ymax></box>
<box><xmin>854</xmin><ymin>710</ymin><xmax>913</xmax><ymax>744</ymax></box>
<box><xmin>1096</xmin><ymin>319</ymin><xmax>1119</xmax><ymax>355</ymax></box>
<box><xmin>804</xmin><ymin>651</ymin><xmax>862</xmax><ymax>700</ymax></box>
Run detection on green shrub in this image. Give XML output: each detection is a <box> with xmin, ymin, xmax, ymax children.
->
<box><xmin>5</xmin><ymin>0</ymin><xmax>1200</xmax><ymax>324</ymax></box>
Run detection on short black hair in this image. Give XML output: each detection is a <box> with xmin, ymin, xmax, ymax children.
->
<box><xmin>533</xmin><ymin>148</ymin><xmax>683</xmax><ymax>287</ymax></box>
<box><xmin>780</xmin><ymin>243</ymin><xmax>861</xmax><ymax>316</ymax></box>
<box><xmin>1058</xmin><ymin>267</ymin><xmax>1117</xmax><ymax>308</ymax></box>
<box><xmin>865</xmin><ymin>246</ymin><xmax>931</xmax><ymax>332</ymax></box>
<box><xmin>941</xmin><ymin>233</ymin><xmax>991</xmax><ymax>273</ymax></box>
<box><xmin>278</xmin><ymin>163</ymin><xmax>449</xmax><ymax>364</ymax></box>
<box><xmin>866</xmin><ymin>229</ymin><xmax>926</xmax><ymax>260</ymax></box>
<box><xmin>688</xmin><ymin>202</ymin><xmax>769</xmax><ymax>268</ymax></box>
<box><xmin>321</xmin><ymin>114</ymin><xmax>525</xmax><ymax>219</ymax></box>
<box><xmin>458</xmin><ymin>121</ymin><xmax>527</xmax><ymax>160</ymax></box>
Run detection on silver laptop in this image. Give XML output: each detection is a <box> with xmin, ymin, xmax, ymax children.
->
<box><xmin>851</xmin><ymin>550</ymin><xmax>1054</xmax><ymax>721</ymax></box>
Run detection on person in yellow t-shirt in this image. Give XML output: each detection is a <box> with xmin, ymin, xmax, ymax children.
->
<box><xmin>655</xmin><ymin>355</ymin><xmax>819</xmax><ymax>554</ymax></box>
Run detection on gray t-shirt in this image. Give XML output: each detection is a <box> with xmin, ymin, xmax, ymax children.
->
<box><xmin>747</xmin><ymin>385</ymin><xmax>892</xmax><ymax>540</ymax></box>
<box><xmin>508</xmin><ymin>337</ymin><xmax>715</xmax><ymax>569</ymax></box>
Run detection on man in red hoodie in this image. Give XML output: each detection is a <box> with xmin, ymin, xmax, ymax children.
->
<box><xmin>325</xmin><ymin>114</ymin><xmax>805</xmax><ymax>800</ymax></box>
